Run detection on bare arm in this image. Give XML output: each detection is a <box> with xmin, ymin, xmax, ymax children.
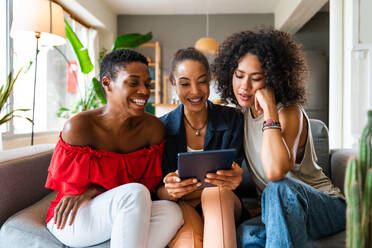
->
<box><xmin>255</xmin><ymin>89</ymin><xmax>304</xmax><ymax>181</ymax></box>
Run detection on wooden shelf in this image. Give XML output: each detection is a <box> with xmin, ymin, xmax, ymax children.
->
<box><xmin>139</xmin><ymin>42</ymin><xmax>161</xmax><ymax>104</ymax></box>
<box><xmin>152</xmin><ymin>103</ymin><xmax>178</xmax><ymax>107</ymax></box>
<box><xmin>140</xmin><ymin>43</ymin><xmax>156</xmax><ymax>48</ymax></box>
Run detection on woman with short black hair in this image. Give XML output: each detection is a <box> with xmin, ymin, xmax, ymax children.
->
<box><xmin>45</xmin><ymin>49</ymin><xmax>183</xmax><ymax>248</ymax></box>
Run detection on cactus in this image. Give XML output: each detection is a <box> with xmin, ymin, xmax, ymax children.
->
<box><xmin>345</xmin><ymin>110</ymin><xmax>372</xmax><ymax>248</ymax></box>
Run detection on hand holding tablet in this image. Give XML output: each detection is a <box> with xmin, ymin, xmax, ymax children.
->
<box><xmin>177</xmin><ymin>148</ymin><xmax>238</xmax><ymax>188</ymax></box>
<box><xmin>162</xmin><ymin>171</ymin><xmax>201</xmax><ymax>200</ymax></box>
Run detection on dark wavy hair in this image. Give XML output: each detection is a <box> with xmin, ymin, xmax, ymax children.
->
<box><xmin>212</xmin><ymin>27</ymin><xmax>307</xmax><ymax>106</ymax></box>
<box><xmin>169</xmin><ymin>47</ymin><xmax>210</xmax><ymax>83</ymax></box>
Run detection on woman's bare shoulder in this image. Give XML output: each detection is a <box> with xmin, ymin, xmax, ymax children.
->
<box><xmin>279</xmin><ymin>105</ymin><xmax>302</xmax><ymax>121</ymax></box>
<box><xmin>61</xmin><ymin>109</ymin><xmax>100</xmax><ymax>146</ymax></box>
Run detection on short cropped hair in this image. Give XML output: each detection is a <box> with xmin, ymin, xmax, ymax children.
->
<box><xmin>100</xmin><ymin>49</ymin><xmax>148</xmax><ymax>82</ymax></box>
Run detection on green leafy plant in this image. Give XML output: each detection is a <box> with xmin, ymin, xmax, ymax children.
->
<box><xmin>344</xmin><ymin>110</ymin><xmax>372</xmax><ymax>248</ymax></box>
<box><xmin>0</xmin><ymin>69</ymin><xmax>31</xmax><ymax>125</ymax></box>
<box><xmin>57</xmin><ymin>19</ymin><xmax>152</xmax><ymax>118</ymax></box>
<box><xmin>112</xmin><ymin>32</ymin><xmax>152</xmax><ymax>51</ymax></box>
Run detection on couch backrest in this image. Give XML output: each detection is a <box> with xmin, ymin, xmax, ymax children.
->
<box><xmin>309</xmin><ymin>119</ymin><xmax>330</xmax><ymax>178</ymax></box>
<box><xmin>0</xmin><ymin>145</ymin><xmax>55</xmax><ymax>226</ymax></box>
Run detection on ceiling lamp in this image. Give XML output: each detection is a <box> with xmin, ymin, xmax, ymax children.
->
<box><xmin>195</xmin><ymin>2</ymin><xmax>219</xmax><ymax>55</ymax></box>
<box><xmin>195</xmin><ymin>37</ymin><xmax>219</xmax><ymax>55</ymax></box>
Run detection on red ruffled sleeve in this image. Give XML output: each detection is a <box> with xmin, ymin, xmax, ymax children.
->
<box><xmin>45</xmin><ymin>141</ymin><xmax>92</xmax><ymax>195</ymax></box>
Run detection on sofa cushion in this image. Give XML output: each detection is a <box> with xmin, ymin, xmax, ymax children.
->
<box><xmin>0</xmin><ymin>145</ymin><xmax>55</xmax><ymax>226</ymax></box>
<box><xmin>331</xmin><ymin>148</ymin><xmax>357</xmax><ymax>195</ymax></box>
<box><xmin>0</xmin><ymin>192</ymin><xmax>110</xmax><ymax>248</ymax></box>
<box><xmin>305</xmin><ymin>231</ymin><xmax>345</xmax><ymax>248</ymax></box>
<box><xmin>309</xmin><ymin>119</ymin><xmax>330</xmax><ymax>178</ymax></box>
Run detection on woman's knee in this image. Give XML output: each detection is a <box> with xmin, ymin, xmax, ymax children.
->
<box><xmin>263</xmin><ymin>177</ymin><xmax>300</xmax><ymax>199</ymax></box>
<box><xmin>153</xmin><ymin>200</ymin><xmax>184</xmax><ymax>230</ymax></box>
<box><xmin>113</xmin><ymin>183</ymin><xmax>151</xmax><ymax>208</ymax></box>
<box><xmin>262</xmin><ymin>178</ymin><xmax>308</xmax><ymax>216</ymax></box>
<box><xmin>201</xmin><ymin>187</ymin><xmax>234</xmax><ymax>201</ymax></box>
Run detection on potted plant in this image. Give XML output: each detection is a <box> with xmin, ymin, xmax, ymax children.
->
<box><xmin>0</xmin><ymin>69</ymin><xmax>31</xmax><ymax>149</ymax></box>
<box><xmin>344</xmin><ymin>110</ymin><xmax>372</xmax><ymax>247</ymax></box>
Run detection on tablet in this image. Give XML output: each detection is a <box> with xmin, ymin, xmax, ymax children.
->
<box><xmin>177</xmin><ymin>148</ymin><xmax>236</xmax><ymax>188</ymax></box>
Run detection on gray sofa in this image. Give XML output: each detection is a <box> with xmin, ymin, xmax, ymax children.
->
<box><xmin>0</xmin><ymin>120</ymin><xmax>356</xmax><ymax>248</ymax></box>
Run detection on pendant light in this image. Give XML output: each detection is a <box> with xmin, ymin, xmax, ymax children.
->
<box><xmin>195</xmin><ymin>1</ymin><xmax>219</xmax><ymax>55</ymax></box>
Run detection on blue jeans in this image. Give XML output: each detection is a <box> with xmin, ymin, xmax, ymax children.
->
<box><xmin>237</xmin><ymin>177</ymin><xmax>346</xmax><ymax>248</ymax></box>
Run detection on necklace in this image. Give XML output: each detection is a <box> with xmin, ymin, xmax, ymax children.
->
<box><xmin>183</xmin><ymin>115</ymin><xmax>207</xmax><ymax>136</ymax></box>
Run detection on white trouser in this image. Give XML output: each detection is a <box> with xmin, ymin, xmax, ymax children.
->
<box><xmin>47</xmin><ymin>183</ymin><xmax>183</xmax><ymax>248</ymax></box>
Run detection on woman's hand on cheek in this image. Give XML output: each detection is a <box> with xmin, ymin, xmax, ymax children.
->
<box><xmin>255</xmin><ymin>88</ymin><xmax>276</xmax><ymax>113</ymax></box>
<box><xmin>204</xmin><ymin>162</ymin><xmax>243</xmax><ymax>190</ymax></box>
<box><xmin>163</xmin><ymin>171</ymin><xmax>201</xmax><ymax>200</ymax></box>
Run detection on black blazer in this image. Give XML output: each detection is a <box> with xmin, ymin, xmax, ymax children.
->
<box><xmin>160</xmin><ymin>101</ymin><xmax>244</xmax><ymax>177</ymax></box>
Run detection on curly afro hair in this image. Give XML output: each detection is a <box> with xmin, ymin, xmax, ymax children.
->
<box><xmin>212</xmin><ymin>27</ymin><xmax>307</xmax><ymax>106</ymax></box>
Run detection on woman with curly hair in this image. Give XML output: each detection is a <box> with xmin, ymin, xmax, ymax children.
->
<box><xmin>213</xmin><ymin>28</ymin><xmax>346</xmax><ymax>248</ymax></box>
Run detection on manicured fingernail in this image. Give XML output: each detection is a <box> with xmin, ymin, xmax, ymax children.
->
<box><xmin>193</xmin><ymin>179</ymin><xmax>197</xmax><ymax>183</ymax></box>
<box><xmin>197</xmin><ymin>183</ymin><xmax>202</xmax><ymax>186</ymax></box>
<box><xmin>176</xmin><ymin>178</ymin><xmax>181</xmax><ymax>182</ymax></box>
<box><xmin>216</xmin><ymin>171</ymin><xmax>222</xmax><ymax>175</ymax></box>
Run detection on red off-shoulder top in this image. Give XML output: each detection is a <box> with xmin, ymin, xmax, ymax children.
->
<box><xmin>45</xmin><ymin>136</ymin><xmax>164</xmax><ymax>223</ymax></box>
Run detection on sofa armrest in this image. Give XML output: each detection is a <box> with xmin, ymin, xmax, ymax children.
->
<box><xmin>0</xmin><ymin>144</ymin><xmax>55</xmax><ymax>226</ymax></box>
<box><xmin>330</xmin><ymin>148</ymin><xmax>357</xmax><ymax>195</ymax></box>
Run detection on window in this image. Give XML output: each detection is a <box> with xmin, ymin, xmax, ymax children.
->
<box><xmin>10</xmin><ymin>14</ymin><xmax>97</xmax><ymax>135</ymax></box>
<box><xmin>0</xmin><ymin>0</ymin><xmax>9</xmax><ymax>133</ymax></box>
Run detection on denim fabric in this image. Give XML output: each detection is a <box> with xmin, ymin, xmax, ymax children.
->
<box><xmin>237</xmin><ymin>177</ymin><xmax>346</xmax><ymax>248</ymax></box>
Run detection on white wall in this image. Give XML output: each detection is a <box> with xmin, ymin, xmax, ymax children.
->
<box><xmin>58</xmin><ymin>0</ymin><xmax>117</xmax><ymax>51</ymax></box>
<box><xmin>75</xmin><ymin>0</ymin><xmax>117</xmax><ymax>51</ymax></box>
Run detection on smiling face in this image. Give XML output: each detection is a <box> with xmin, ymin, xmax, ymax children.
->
<box><xmin>172</xmin><ymin>60</ymin><xmax>210</xmax><ymax>113</ymax></box>
<box><xmin>232</xmin><ymin>53</ymin><xmax>265</xmax><ymax>108</ymax></box>
<box><xmin>104</xmin><ymin>61</ymin><xmax>151</xmax><ymax>117</ymax></box>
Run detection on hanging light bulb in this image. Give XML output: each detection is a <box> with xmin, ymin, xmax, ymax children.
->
<box><xmin>195</xmin><ymin>1</ymin><xmax>219</xmax><ymax>55</ymax></box>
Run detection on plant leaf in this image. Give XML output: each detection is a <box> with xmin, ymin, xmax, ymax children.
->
<box><xmin>0</xmin><ymin>109</ymin><xmax>31</xmax><ymax>125</ymax></box>
<box><xmin>12</xmin><ymin>108</ymin><xmax>30</xmax><ymax>112</ymax></box>
<box><xmin>112</xmin><ymin>32</ymin><xmax>152</xmax><ymax>51</ymax></box>
<box><xmin>0</xmin><ymin>68</ymin><xmax>22</xmax><ymax>111</ymax></box>
<box><xmin>92</xmin><ymin>77</ymin><xmax>106</xmax><ymax>105</ymax></box>
<box><xmin>64</xmin><ymin>18</ymin><xmax>93</xmax><ymax>74</ymax></box>
<box><xmin>58</xmin><ymin>107</ymin><xmax>70</xmax><ymax>111</ymax></box>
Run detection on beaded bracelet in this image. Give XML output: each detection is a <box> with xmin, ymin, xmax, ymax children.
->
<box><xmin>262</xmin><ymin>119</ymin><xmax>281</xmax><ymax>132</ymax></box>
<box><xmin>262</xmin><ymin>125</ymin><xmax>281</xmax><ymax>132</ymax></box>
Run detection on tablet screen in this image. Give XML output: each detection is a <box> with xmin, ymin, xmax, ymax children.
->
<box><xmin>177</xmin><ymin>148</ymin><xmax>236</xmax><ymax>188</ymax></box>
